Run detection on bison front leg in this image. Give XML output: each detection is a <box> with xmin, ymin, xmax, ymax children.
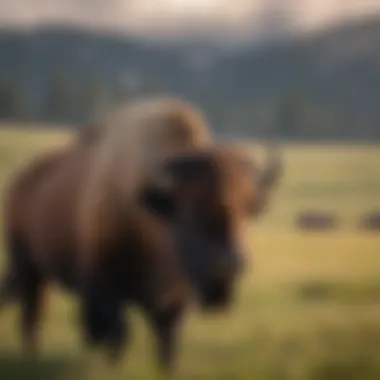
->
<box><xmin>19</xmin><ymin>271</ymin><xmax>46</xmax><ymax>357</ymax></box>
<box><xmin>104</xmin><ymin>306</ymin><xmax>128</xmax><ymax>364</ymax></box>
<box><xmin>4</xmin><ymin>237</ymin><xmax>46</xmax><ymax>356</ymax></box>
<box><xmin>147</xmin><ymin>302</ymin><xmax>184</xmax><ymax>375</ymax></box>
<box><xmin>80</xmin><ymin>281</ymin><xmax>128</xmax><ymax>363</ymax></box>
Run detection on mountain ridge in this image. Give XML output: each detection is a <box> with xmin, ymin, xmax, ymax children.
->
<box><xmin>0</xmin><ymin>16</ymin><xmax>380</xmax><ymax>141</ymax></box>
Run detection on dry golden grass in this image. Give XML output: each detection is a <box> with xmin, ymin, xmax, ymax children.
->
<box><xmin>0</xmin><ymin>127</ymin><xmax>379</xmax><ymax>379</ymax></box>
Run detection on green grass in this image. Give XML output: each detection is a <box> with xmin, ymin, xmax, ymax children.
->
<box><xmin>0</xmin><ymin>127</ymin><xmax>379</xmax><ymax>379</ymax></box>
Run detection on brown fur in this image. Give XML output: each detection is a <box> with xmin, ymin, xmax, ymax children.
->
<box><xmin>2</xmin><ymin>142</ymin><xmax>189</xmax><ymax>368</ymax></box>
<box><xmin>0</xmin><ymin>138</ymin><xmax>256</xmax><ymax>373</ymax></box>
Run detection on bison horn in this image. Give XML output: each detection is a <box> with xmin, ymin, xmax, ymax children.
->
<box><xmin>258</xmin><ymin>143</ymin><xmax>283</xmax><ymax>190</ymax></box>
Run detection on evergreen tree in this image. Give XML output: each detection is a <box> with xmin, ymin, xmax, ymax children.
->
<box><xmin>0</xmin><ymin>77</ymin><xmax>33</xmax><ymax>120</ymax></box>
<box><xmin>77</xmin><ymin>76</ymin><xmax>110</xmax><ymax>123</ymax></box>
<box><xmin>43</xmin><ymin>67</ymin><xmax>76</xmax><ymax>123</ymax></box>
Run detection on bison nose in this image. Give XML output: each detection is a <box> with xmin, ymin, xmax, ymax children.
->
<box><xmin>214</xmin><ymin>252</ymin><xmax>244</xmax><ymax>280</ymax></box>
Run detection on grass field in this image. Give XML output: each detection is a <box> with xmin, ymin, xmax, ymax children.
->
<box><xmin>0</xmin><ymin>127</ymin><xmax>379</xmax><ymax>380</ymax></box>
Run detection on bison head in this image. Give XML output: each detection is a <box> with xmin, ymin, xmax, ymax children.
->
<box><xmin>139</xmin><ymin>146</ymin><xmax>260</xmax><ymax>310</ymax></box>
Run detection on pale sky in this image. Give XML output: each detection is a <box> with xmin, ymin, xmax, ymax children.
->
<box><xmin>0</xmin><ymin>0</ymin><xmax>379</xmax><ymax>38</ymax></box>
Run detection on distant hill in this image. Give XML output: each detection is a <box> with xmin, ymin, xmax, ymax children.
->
<box><xmin>1</xmin><ymin>17</ymin><xmax>380</xmax><ymax>141</ymax></box>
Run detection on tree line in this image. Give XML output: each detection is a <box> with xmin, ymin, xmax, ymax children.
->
<box><xmin>0</xmin><ymin>69</ymin><xmax>377</xmax><ymax>142</ymax></box>
<box><xmin>0</xmin><ymin>69</ymin><xmax>148</xmax><ymax>126</ymax></box>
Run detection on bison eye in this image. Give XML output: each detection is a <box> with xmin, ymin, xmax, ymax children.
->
<box><xmin>138</xmin><ymin>186</ymin><xmax>175</xmax><ymax>219</ymax></box>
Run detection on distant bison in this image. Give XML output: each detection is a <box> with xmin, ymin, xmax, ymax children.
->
<box><xmin>0</xmin><ymin>97</ymin><xmax>284</xmax><ymax>374</ymax></box>
<box><xmin>296</xmin><ymin>211</ymin><xmax>337</xmax><ymax>230</ymax></box>
<box><xmin>358</xmin><ymin>212</ymin><xmax>380</xmax><ymax>231</ymax></box>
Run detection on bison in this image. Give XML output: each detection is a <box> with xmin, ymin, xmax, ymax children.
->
<box><xmin>0</xmin><ymin>97</ymin><xmax>282</xmax><ymax>374</ymax></box>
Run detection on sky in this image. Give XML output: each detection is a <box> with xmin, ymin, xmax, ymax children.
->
<box><xmin>1</xmin><ymin>0</ymin><xmax>380</xmax><ymax>39</ymax></box>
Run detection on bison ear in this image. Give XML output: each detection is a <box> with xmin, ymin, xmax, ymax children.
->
<box><xmin>138</xmin><ymin>185</ymin><xmax>176</xmax><ymax>219</ymax></box>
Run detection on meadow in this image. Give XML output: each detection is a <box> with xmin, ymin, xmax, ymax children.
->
<box><xmin>0</xmin><ymin>126</ymin><xmax>379</xmax><ymax>380</ymax></box>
